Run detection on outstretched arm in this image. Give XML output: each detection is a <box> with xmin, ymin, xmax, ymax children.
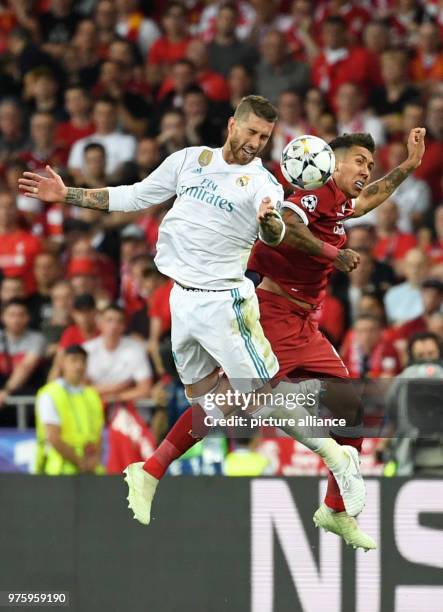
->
<box><xmin>353</xmin><ymin>127</ymin><xmax>426</xmax><ymax>217</ymax></box>
<box><xmin>19</xmin><ymin>150</ymin><xmax>185</xmax><ymax>212</ymax></box>
<box><xmin>18</xmin><ymin>165</ymin><xmax>110</xmax><ymax>210</ymax></box>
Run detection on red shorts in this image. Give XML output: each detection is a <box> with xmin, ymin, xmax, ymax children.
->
<box><xmin>257</xmin><ymin>289</ymin><xmax>349</xmax><ymax>379</ymax></box>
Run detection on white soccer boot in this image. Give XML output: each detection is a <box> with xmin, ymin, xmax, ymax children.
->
<box><xmin>123</xmin><ymin>462</ymin><xmax>159</xmax><ymax>525</ymax></box>
<box><xmin>320</xmin><ymin>442</ymin><xmax>366</xmax><ymax>517</ymax></box>
<box><xmin>313</xmin><ymin>503</ymin><xmax>376</xmax><ymax>552</ymax></box>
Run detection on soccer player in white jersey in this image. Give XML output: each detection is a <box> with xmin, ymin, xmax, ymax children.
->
<box><xmin>19</xmin><ymin>96</ymin><xmax>367</xmax><ymax>543</ymax></box>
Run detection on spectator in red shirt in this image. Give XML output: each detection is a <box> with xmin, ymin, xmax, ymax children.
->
<box><xmin>426</xmin><ymin>206</ymin><xmax>443</xmax><ymax>267</ymax></box>
<box><xmin>341</xmin><ymin>313</ymin><xmax>401</xmax><ymax>379</ymax></box>
<box><xmin>156</xmin><ymin>58</ymin><xmax>196</xmax><ymax>108</ymax></box>
<box><xmin>410</xmin><ymin>21</ymin><xmax>443</xmax><ymax>93</ymax></box>
<box><xmin>119</xmin><ymin>231</ymin><xmax>151</xmax><ymax>316</ymax></box>
<box><xmin>388</xmin><ymin>278</ymin><xmax>443</xmax><ymax>362</ymax></box>
<box><xmin>94</xmin><ymin>0</ymin><xmax>118</xmax><ymax>59</ymax></box>
<box><xmin>373</xmin><ymin>199</ymin><xmax>417</xmax><ymax>276</ymax></box>
<box><xmin>55</xmin><ymin>86</ymin><xmax>95</xmax><ymax>151</ymax></box>
<box><xmin>0</xmin><ymin>191</ymin><xmax>42</xmax><ymax>294</ymax></box>
<box><xmin>0</xmin><ymin>298</ymin><xmax>46</xmax><ymax>421</ymax></box>
<box><xmin>185</xmin><ymin>38</ymin><xmax>230</xmax><ymax>102</ymax></box>
<box><xmin>312</xmin><ymin>16</ymin><xmax>379</xmax><ymax>109</ymax></box>
<box><xmin>70</xmin><ymin>236</ymin><xmax>117</xmax><ymax>299</ymax></box>
<box><xmin>49</xmin><ymin>293</ymin><xmax>99</xmax><ymax>380</ymax></box>
<box><xmin>148</xmin><ymin>2</ymin><xmax>193</xmax><ymax>87</ymax></box>
<box><xmin>387</xmin><ymin>0</ymin><xmax>425</xmax><ymax>46</ymax></box>
<box><xmin>315</xmin><ymin>0</ymin><xmax>371</xmax><ymax>44</ymax></box>
<box><xmin>282</xmin><ymin>0</ymin><xmax>319</xmax><ymax>64</ymax></box>
<box><xmin>66</xmin><ymin>256</ymin><xmax>111</xmax><ymax>308</ymax></box>
<box><xmin>363</xmin><ymin>19</ymin><xmax>390</xmax><ymax>58</ymax></box>
<box><xmin>20</xmin><ymin>112</ymin><xmax>68</xmax><ymax>174</ymax></box>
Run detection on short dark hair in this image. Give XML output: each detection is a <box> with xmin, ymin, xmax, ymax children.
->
<box><xmin>65</xmin><ymin>85</ymin><xmax>90</xmax><ymax>98</ymax></box>
<box><xmin>84</xmin><ymin>142</ymin><xmax>106</xmax><ymax>156</ymax></box>
<box><xmin>234</xmin><ymin>95</ymin><xmax>278</xmax><ymax>123</ymax></box>
<box><xmin>65</xmin><ymin>344</ymin><xmax>88</xmax><ymax>359</ymax></box>
<box><xmin>408</xmin><ymin>331</ymin><xmax>442</xmax><ymax>361</ymax></box>
<box><xmin>183</xmin><ymin>85</ymin><xmax>206</xmax><ymax>98</ymax></box>
<box><xmin>101</xmin><ymin>303</ymin><xmax>125</xmax><ymax>317</ymax></box>
<box><xmin>2</xmin><ymin>298</ymin><xmax>29</xmax><ymax>314</ymax></box>
<box><xmin>355</xmin><ymin>313</ymin><xmax>381</xmax><ymax>326</ymax></box>
<box><xmin>173</xmin><ymin>58</ymin><xmax>194</xmax><ymax>71</ymax></box>
<box><xmin>329</xmin><ymin>133</ymin><xmax>375</xmax><ymax>154</ymax></box>
<box><xmin>323</xmin><ymin>15</ymin><xmax>346</xmax><ymax>28</ymax></box>
<box><xmin>94</xmin><ymin>95</ymin><xmax>117</xmax><ymax>109</ymax></box>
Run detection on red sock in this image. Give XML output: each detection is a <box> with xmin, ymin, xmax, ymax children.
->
<box><xmin>324</xmin><ymin>435</ymin><xmax>363</xmax><ymax>512</ymax></box>
<box><xmin>143</xmin><ymin>404</ymin><xmax>207</xmax><ymax>479</ymax></box>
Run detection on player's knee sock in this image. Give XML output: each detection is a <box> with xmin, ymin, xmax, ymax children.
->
<box><xmin>251</xmin><ymin>381</ymin><xmax>346</xmax><ymax>467</ymax></box>
<box><xmin>325</xmin><ymin>426</ymin><xmax>363</xmax><ymax>512</ymax></box>
<box><xmin>143</xmin><ymin>404</ymin><xmax>207</xmax><ymax>479</ymax></box>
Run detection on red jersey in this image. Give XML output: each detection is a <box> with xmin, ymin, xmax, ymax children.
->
<box><xmin>373</xmin><ymin>232</ymin><xmax>417</xmax><ymax>262</ymax></box>
<box><xmin>341</xmin><ymin>330</ymin><xmax>401</xmax><ymax>378</ymax></box>
<box><xmin>148</xmin><ymin>36</ymin><xmax>193</xmax><ymax>66</ymax></box>
<box><xmin>248</xmin><ymin>179</ymin><xmax>355</xmax><ymax>307</ymax></box>
<box><xmin>0</xmin><ymin>229</ymin><xmax>42</xmax><ymax>293</ymax></box>
<box><xmin>55</xmin><ymin>121</ymin><xmax>95</xmax><ymax>150</ymax></box>
<box><xmin>59</xmin><ymin>325</ymin><xmax>99</xmax><ymax>349</ymax></box>
<box><xmin>149</xmin><ymin>279</ymin><xmax>173</xmax><ymax>335</ymax></box>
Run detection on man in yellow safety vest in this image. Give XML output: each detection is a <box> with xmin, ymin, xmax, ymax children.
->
<box><xmin>35</xmin><ymin>344</ymin><xmax>105</xmax><ymax>475</ymax></box>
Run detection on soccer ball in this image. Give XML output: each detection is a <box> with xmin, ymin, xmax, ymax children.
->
<box><xmin>280</xmin><ymin>135</ymin><xmax>335</xmax><ymax>190</ymax></box>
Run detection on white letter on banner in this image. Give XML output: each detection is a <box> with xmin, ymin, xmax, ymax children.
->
<box><xmin>251</xmin><ymin>480</ymin><xmax>341</xmax><ymax>612</ymax></box>
<box><xmin>356</xmin><ymin>479</ymin><xmax>381</xmax><ymax>612</ymax></box>
<box><xmin>395</xmin><ymin>480</ymin><xmax>443</xmax><ymax>568</ymax></box>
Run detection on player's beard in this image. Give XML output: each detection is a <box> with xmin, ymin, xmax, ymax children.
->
<box><xmin>229</xmin><ymin>134</ymin><xmax>259</xmax><ymax>165</ymax></box>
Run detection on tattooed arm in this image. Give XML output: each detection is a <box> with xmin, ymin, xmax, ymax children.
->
<box><xmin>282</xmin><ymin>209</ymin><xmax>360</xmax><ymax>273</ymax></box>
<box><xmin>353</xmin><ymin>127</ymin><xmax>426</xmax><ymax>217</ymax></box>
<box><xmin>65</xmin><ymin>187</ymin><xmax>109</xmax><ymax>210</ymax></box>
<box><xmin>18</xmin><ymin>164</ymin><xmax>110</xmax><ymax>210</ymax></box>
<box><xmin>18</xmin><ymin>151</ymin><xmax>184</xmax><ymax>212</ymax></box>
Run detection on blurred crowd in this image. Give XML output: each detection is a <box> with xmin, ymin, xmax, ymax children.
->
<box><xmin>1</xmin><ymin>0</ymin><xmax>443</xmax><ymax>475</ymax></box>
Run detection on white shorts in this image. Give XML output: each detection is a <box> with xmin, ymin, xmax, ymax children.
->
<box><xmin>170</xmin><ymin>279</ymin><xmax>279</xmax><ymax>392</ymax></box>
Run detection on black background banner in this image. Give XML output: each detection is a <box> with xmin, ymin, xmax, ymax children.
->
<box><xmin>0</xmin><ymin>476</ymin><xmax>442</xmax><ymax>612</ymax></box>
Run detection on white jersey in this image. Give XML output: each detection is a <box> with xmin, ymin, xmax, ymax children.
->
<box><xmin>108</xmin><ymin>146</ymin><xmax>283</xmax><ymax>289</ymax></box>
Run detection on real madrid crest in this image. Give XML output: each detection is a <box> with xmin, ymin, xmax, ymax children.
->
<box><xmin>198</xmin><ymin>149</ymin><xmax>213</xmax><ymax>167</ymax></box>
<box><xmin>236</xmin><ymin>175</ymin><xmax>250</xmax><ymax>187</ymax></box>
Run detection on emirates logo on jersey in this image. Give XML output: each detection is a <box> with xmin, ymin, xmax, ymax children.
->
<box><xmin>301</xmin><ymin>194</ymin><xmax>318</xmax><ymax>213</ymax></box>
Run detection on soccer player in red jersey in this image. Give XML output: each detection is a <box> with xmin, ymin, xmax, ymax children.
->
<box><xmin>247</xmin><ymin>128</ymin><xmax>426</xmax><ymax>548</ymax></box>
<box><xmin>118</xmin><ymin>128</ymin><xmax>424</xmax><ymax>550</ymax></box>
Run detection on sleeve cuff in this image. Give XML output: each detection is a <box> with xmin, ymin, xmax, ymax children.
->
<box><xmin>281</xmin><ymin>201</ymin><xmax>309</xmax><ymax>225</ymax></box>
